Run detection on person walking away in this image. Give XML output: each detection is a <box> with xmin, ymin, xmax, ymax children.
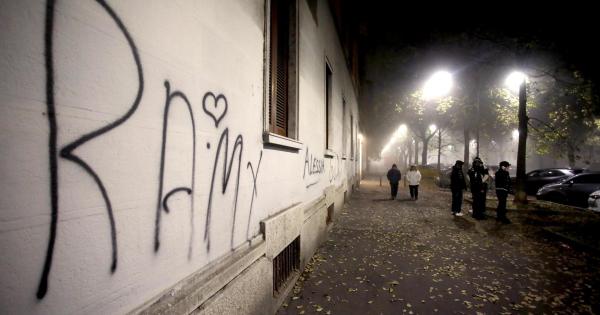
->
<box><xmin>468</xmin><ymin>157</ymin><xmax>489</xmax><ymax>220</ymax></box>
<box><xmin>406</xmin><ymin>165</ymin><xmax>422</xmax><ymax>200</ymax></box>
<box><xmin>494</xmin><ymin>161</ymin><xmax>512</xmax><ymax>224</ymax></box>
<box><xmin>386</xmin><ymin>164</ymin><xmax>401</xmax><ymax>200</ymax></box>
<box><xmin>450</xmin><ymin>160</ymin><xmax>467</xmax><ymax>216</ymax></box>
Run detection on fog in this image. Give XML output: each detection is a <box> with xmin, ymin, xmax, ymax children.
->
<box><xmin>356</xmin><ymin>2</ymin><xmax>600</xmax><ymax>176</ymax></box>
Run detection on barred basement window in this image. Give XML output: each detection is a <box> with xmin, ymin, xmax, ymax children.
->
<box><xmin>273</xmin><ymin>237</ymin><xmax>300</xmax><ymax>294</ymax></box>
<box><xmin>326</xmin><ymin>204</ymin><xmax>334</xmax><ymax>225</ymax></box>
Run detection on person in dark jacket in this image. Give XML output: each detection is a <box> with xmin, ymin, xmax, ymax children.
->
<box><xmin>386</xmin><ymin>164</ymin><xmax>401</xmax><ymax>200</ymax></box>
<box><xmin>494</xmin><ymin>161</ymin><xmax>512</xmax><ymax>224</ymax></box>
<box><xmin>468</xmin><ymin>157</ymin><xmax>490</xmax><ymax>220</ymax></box>
<box><xmin>450</xmin><ymin>160</ymin><xmax>467</xmax><ymax>216</ymax></box>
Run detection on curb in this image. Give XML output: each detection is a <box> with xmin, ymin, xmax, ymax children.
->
<box><xmin>541</xmin><ymin>227</ymin><xmax>600</xmax><ymax>254</ymax></box>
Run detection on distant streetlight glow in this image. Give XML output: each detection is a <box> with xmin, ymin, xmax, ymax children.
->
<box><xmin>429</xmin><ymin>124</ymin><xmax>437</xmax><ymax>133</ymax></box>
<box><xmin>382</xmin><ymin>124</ymin><xmax>409</xmax><ymax>156</ymax></box>
<box><xmin>505</xmin><ymin>71</ymin><xmax>527</xmax><ymax>93</ymax></box>
<box><xmin>423</xmin><ymin>71</ymin><xmax>453</xmax><ymax>100</ymax></box>
<box><xmin>512</xmin><ymin>129</ymin><xmax>519</xmax><ymax>140</ymax></box>
<box><xmin>395</xmin><ymin>124</ymin><xmax>408</xmax><ymax>138</ymax></box>
<box><xmin>381</xmin><ymin>143</ymin><xmax>390</xmax><ymax>155</ymax></box>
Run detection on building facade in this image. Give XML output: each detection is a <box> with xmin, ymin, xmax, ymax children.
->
<box><xmin>0</xmin><ymin>0</ymin><xmax>361</xmax><ymax>313</ymax></box>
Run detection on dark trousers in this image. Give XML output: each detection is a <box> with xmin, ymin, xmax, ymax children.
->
<box><xmin>451</xmin><ymin>189</ymin><xmax>463</xmax><ymax>213</ymax></box>
<box><xmin>390</xmin><ymin>182</ymin><xmax>399</xmax><ymax>198</ymax></box>
<box><xmin>472</xmin><ymin>191</ymin><xmax>486</xmax><ymax>218</ymax></box>
<box><xmin>496</xmin><ymin>190</ymin><xmax>508</xmax><ymax>219</ymax></box>
<box><xmin>409</xmin><ymin>185</ymin><xmax>419</xmax><ymax>199</ymax></box>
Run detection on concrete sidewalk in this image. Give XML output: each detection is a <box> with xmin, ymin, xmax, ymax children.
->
<box><xmin>277</xmin><ymin>177</ymin><xmax>600</xmax><ymax>314</ymax></box>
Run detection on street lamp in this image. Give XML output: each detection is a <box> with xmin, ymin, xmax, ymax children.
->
<box><xmin>423</xmin><ymin>71</ymin><xmax>453</xmax><ymax>171</ymax></box>
<box><xmin>511</xmin><ymin>129</ymin><xmax>519</xmax><ymax>140</ymax></box>
<box><xmin>506</xmin><ymin>71</ymin><xmax>528</xmax><ymax>204</ymax></box>
<box><xmin>395</xmin><ymin>124</ymin><xmax>408</xmax><ymax>139</ymax></box>
<box><xmin>394</xmin><ymin>124</ymin><xmax>408</xmax><ymax>169</ymax></box>
<box><xmin>423</xmin><ymin>71</ymin><xmax>453</xmax><ymax>100</ymax></box>
<box><xmin>381</xmin><ymin>124</ymin><xmax>408</xmax><ymax>161</ymax></box>
<box><xmin>429</xmin><ymin>124</ymin><xmax>437</xmax><ymax>133</ymax></box>
<box><xmin>505</xmin><ymin>71</ymin><xmax>527</xmax><ymax>93</ymax></box>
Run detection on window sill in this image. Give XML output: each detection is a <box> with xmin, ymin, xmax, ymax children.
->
<box><xmin>324</xmin><ymin>149</ymin><xmax>336</xmax><ymax>159</ymax></box>
<box><xmin>263</xmin><ymin>132</ymin><xmax>303</xmax><ymax>151</ymax></box>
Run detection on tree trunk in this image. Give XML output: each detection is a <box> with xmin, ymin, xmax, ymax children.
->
<box><xmin>437</xmin><ymin>129</ymin><xmax>442</xmax><ymax>174</ymax></box>
<box><xmin>514</xmin><ymin>81</ymin><xmax>528</xmax><ymax>204</ymax></box>
<box><xmin>408</xmin><ymin>140</ymin><xmax>413</xmax><ymax>166</ymax></box>
<box><xmin>476</xmin><ymin>87</ymin><xmax>481</xmax><ymax>158</ymax></box>
<box><xmin>567</xmin><ymin>144</ymin><xmax>576</xmax><ymax>167</ymax></box>
<box><xmin>414</xmin><ymin>141</ymin><xmax>419</xmax><ymax>166</ymax></box>
<box><xmin>463</xmin><ymin>128</ymin><xmax>470</xmax><ymax>173</ymax></box>
<box><xmin>421</xmin><ymin>137</ymin><xmax>429</xmax><ymax>166</ymax></box>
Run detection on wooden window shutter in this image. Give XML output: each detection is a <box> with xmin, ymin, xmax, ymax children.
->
<box><xmin>269</xmin><ymin>0</ymin><xmax>289</xmax><ymax>137</ymax></box>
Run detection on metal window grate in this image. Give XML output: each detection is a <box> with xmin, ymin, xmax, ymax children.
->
<box><xmin>326</xmin><ymin>204</ymin><xmax>334</xmax><ymax>225</ymax></box>
<box><xmin>273</xmin><ymin>237</ymin><xmax>300</xmax><ymax>294</ymax></box>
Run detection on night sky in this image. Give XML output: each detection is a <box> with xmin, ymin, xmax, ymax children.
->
<box><xmin>355</xmin><ymin>1</ymin><xmax>599</xmax><ymax>154</ymax></box>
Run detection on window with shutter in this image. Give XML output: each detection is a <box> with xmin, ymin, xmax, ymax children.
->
<box><xmin>268</xmin><ymin>0</ymin><xmax>297</xmax><ymax>139</ymax></box>
<box><xmin>342</xmin><ymin>97</ymin><xmax>346</xmax><ymax>156</ymax></box>
<box><xmin>325</xmin><ymin>63</ymin><xmax>332</xmax><ymax>149</ymax></box>
<box><xmin>350</xmin><ymin>114</ymin><xmax>354</xmax><ymax>158</ymax></box>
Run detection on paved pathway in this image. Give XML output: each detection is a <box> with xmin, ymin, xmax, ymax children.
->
<box><xmin>277</xmin><ymin>177</ymin><xmax>599</xmax><ymax>314</ymax></box>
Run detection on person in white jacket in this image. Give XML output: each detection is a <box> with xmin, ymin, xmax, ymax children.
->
<box><xmin>406</xmin><ymin>165</ymin><xmax>422</xmax><ymax>200</ymax></box>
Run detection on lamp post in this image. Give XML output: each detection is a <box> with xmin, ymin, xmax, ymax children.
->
<box><xmin>429</xmin><ymin>124</ymin><xmax>439</xmax><ymax>170</ymax></box>
<box><xmin>505</xmin><ymin>71</ymin><xmax>528</xmax><ymax>204</ymax></box>
<box><xmin>511</xmin><ymin>129</ymin><xmax>519</xmax><ymax>159</ymax></box>
<box><xmin>423</xmin><ymin>71</ymin><xmax>452</xmax><ymax>170</ymax></box>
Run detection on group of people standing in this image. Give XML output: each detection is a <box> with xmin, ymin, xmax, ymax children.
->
<box><xmin>386</xmin><ymin>164</ymin><xmax>422</xmax><ymax>200</ymax></box>
<box><xmin>450</xmin><ymin>157</ymin><xmax>512</xmax><ymax>223</ymax></box>
<box><xmin>386</xmin><ymin>157</ymin><xmax>512</xmax><ymax>224</ymax></box>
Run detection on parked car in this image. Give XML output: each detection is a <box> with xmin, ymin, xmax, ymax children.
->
<box><xmin>434</xmin><ymin>167</ymin><xmax>453</xmax><ymax>188</ymax></box>
<box><xmin>536</xmin><ymin>172</ymin><xmax>600</xmax><ymax>208</ymax></box>
<box><xmin>589</xmin><ymin>190</ymin><xmax>600</xmax><ymax>212</ymax></box>
<box><xmin>521</xmin><ymin>168</ymin><xmax>577</xmax><ymax>195</ymax></box>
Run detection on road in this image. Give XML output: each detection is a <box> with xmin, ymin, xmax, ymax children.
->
<box><xmin>277</xmin><ymin>177</ymin><xmax>599</xmax><ymax>314</ymax></box>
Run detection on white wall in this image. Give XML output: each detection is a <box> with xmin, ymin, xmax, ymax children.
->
<box><xmin>0</xmin><ymin>0</ymin><xmax>359</xmax><ymax>314</ymax></box>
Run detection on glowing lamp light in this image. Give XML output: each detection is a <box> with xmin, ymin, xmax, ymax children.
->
<box><xmin>505</xmin><ymin>71</ymin><xmax>527</xmax><ymax>93</ymax></box>
<box><xmin>423</xmin><ymin>71</ymin><xmax>453</xmax><ymax>100</ymax></box>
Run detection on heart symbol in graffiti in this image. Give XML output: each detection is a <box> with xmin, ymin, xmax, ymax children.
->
<box><xmin>202</xmin><ymin>92</ymin><xmax>228</xmax><ymax>128</ymax></box>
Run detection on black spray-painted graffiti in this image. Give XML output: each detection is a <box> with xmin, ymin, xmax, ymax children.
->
<box><xmin>202</xmin><ymin>92</ymin><xmax>228</xmax><ymax>128</ymax></box>
<box><xmin>38</xmin><ymin>0</ymin><xmax>144</xmax><ymax>299</ymax></box>
<box><xmin>303</xmin><ymin>148</ymin><xmax>325</xmax><ymax>188</ymax></box>
<box><xmin>246</xmin><ymin>151</ymin><xmax>262</xmax><ymax>239</ymax></box>
<box><xmin>303</xmin><ymin>148</ymin><xmax>325</xmax><ymax>178</ymax></box>
<box><xmin>155</xmin><ymin>81</ymin><xmax>196</xmax><ymax>258</ymax></box>
<box><xmin>205</xmin><ymin>126</ymin><xmax>244</xmax><ymax>251</ymax></box>
<box><xmin>39</xmin><ymin>0</ymin><xmax>261</xmax><ymax>300</ymax></box>
<box><xmin>327</xmin><ymin>153</ymin><xmax>341</xmax><ymax>184</ymax></box>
